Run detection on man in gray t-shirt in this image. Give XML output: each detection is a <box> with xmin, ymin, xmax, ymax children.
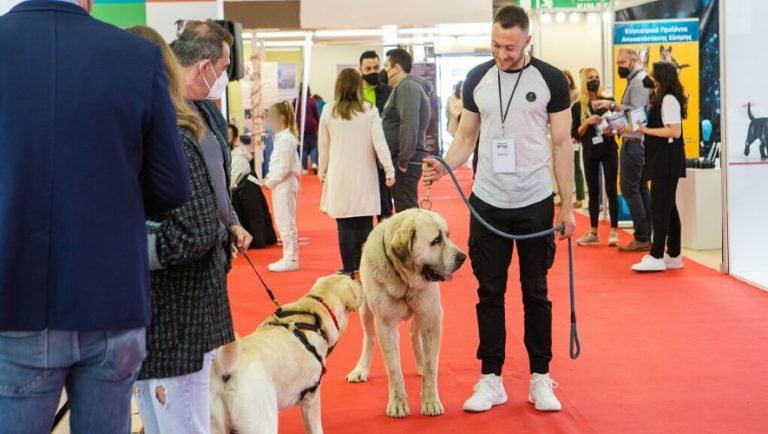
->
<box><xmin>594</xmin><ymin>48</ymin><xmax>652</xmax><ymax>251</ymax></box>
<box><xmin>423</xmin><ymin>5</ymin><xmax>575</xmax><ymax>414</ymax></box>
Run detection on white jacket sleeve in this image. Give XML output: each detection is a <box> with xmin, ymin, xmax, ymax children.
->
<box><xmin>318</xmin><ymin>109</ymin><xmax>331</xmax><ymax>182</ymax></box>
<box><xmin>371</xmin><ymin>110</ymin><xmax>395</xmax><ymax>180</ymax></box>
<box><xmin>265</xmin><ymin>136</ymin><xmax>292</xmax><ymax>189</ymax></box>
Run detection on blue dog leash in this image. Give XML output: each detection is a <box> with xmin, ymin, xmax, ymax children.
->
<box><xmin>413</xmin><ymin>157</ymin><xmax>581</xmax><ymax>360</ymax></box>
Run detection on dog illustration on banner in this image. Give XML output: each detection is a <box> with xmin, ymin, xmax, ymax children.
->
<box><xmin>745</xmin><ymin>102</ymin><xmax>768</xmax><ymax>160</ymax></box>
<box><xmin>660</xmin><ymin>45</ymin><xmax>690</xmax><ymax>73</ymax></box>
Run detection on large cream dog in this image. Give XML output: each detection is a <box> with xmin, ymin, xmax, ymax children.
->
<box><xmin>211</xmin><ymin>274</ymin><xmax>362</xmax><ymax>434</ymax></box>
<box><xmin>346</xmin><ymin>208</ymin><xmax>466</xmax><ymax>418</ymax></box>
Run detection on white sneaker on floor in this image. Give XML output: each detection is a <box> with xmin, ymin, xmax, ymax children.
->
<box><xmin>528</xmin><ymin>373</ymin><xmax>562</xmax><ymax>412</ymax></box>
<box><xmin>576</xmin><ymin>231</ymin><xmax>600</xmax><ymax>247</ymax></box>
<box><xmin>608</xmin><ymin>231</ymin><xmax>620</xmax><ymax>247</ymax></box>
<box><xmin>664</xmin><ymin>254</ymin><xmax>684</xmax><ymax>270</ymax></box>
<box><xmin>631</xmin><ymin>254</ymin><xmax>666</xmax><ymax>272</ymax></box>
<box><xmin>268</xmin><ymin>259</ymin><xmax>299</xmax><ymax>272</ymax></box>
<box><xmin>463</xmin><ymin>374</ymin><xmax>508</xmax><ymax>412</ymax></box>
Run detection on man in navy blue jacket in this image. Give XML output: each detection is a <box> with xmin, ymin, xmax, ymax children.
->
<box><xmin>0</xmin><ymin>1</ymin><xmax>190</xmax><ymax>432</ymax></box>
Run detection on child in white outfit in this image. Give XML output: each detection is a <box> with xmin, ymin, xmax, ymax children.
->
<box><xmin>263</xmin><ymin>101</ymin><xmax>302</xmax><ymax>272</ymax></box>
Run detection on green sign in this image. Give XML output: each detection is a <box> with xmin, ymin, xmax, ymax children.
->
<box><xmin>532</xmin><ymin>0</ymin><xmax>609</xmax><ymax>9</ymax></box>
<box><xmin>91</xmin><ymin>0</ymin><xmax>146</xmax><ymax>28</ymax></box>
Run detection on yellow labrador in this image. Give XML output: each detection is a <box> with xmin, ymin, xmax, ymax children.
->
<box><xmin>211</xmin><ymin>274</ymin><xmax>362</xmax><ymax>434</ymax></box>
<box><xmin>346</xmin><ymin>209</ymin><xmax>466</xmax><ymax>417</ymax></box>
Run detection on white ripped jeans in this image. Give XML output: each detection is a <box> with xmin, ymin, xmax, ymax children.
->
<box><xmin>134</xmin><ymin>350</ymin><xmax>216</xmax><ymax>434</ymax></box>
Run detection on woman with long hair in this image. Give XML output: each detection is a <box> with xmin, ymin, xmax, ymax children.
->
<box><xmin>318</xmin><ymin>68</ymin><xmax>395</xmax><ymax>276</ymax></box>
<box><xmin>631</xmin><ymin>61</ymin><xmax>687</xmax><ymax>272</ymax></box>
<box><xmin>126</xmin><ymin>26</ymin><xmax>234</xmax><ymax>434</ymax></box>
<box><xmin>571</xmin><ymin>67</ymin><xmax>620</xmax><ymax>247</ymax></box>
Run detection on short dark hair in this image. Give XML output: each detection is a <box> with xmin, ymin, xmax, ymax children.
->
<box><xmin>386</xmin><ymin>48</ymin><xmax>413</xmax><ymax>74</ymax></box>
<box><xmin>494</xmin><ymin>5</ymin><xmax>530</xmax><ymax>31</ymax></box>
<box><xmin>359</xmin><ymin>50</ymin><xmax>380</xmax><ymax>65</ymax></box>
<box><xmin>172</xmin><ymin>20</ymin><xmax>234</xmax><ymax>67</ymax></box>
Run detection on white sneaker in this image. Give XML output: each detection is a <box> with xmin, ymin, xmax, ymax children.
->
<box><xmin>528</xmin><ymin>373</ymin><xmax>562</xmax><ymax>412</ymax></box>
<box><xmin>463</xmin><ymin>374</ymin><xmax>508</xmax><ymax>412</ymax></box>
<box><xmin>608</xmin><ymin>231</ymin><xmax>620</xmax><ymax>247</ymax></box>
<box><xmin>268</xmin><ymin>259</ymin><xmax>299</xmax><ymax>272</ymax></box>
<box><xmin>664</xmin><ymin>254</ymin><xmax>684</xmax><ymax>270</ymax></box>
<box><xmin>631</xmin><ymin>254</ymin><xmax>666</xmax><ymax>272</ymax></box>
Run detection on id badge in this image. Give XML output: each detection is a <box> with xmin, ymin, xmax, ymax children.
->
<box><xmin>592</xmin><ymin>135</ymin><xmax>604</xmax><ymax>145</ymax></box>
<box><xmin>492</xmin><ymin>138</ymin><xmax>516</xmax><ymax>174</ymax></box>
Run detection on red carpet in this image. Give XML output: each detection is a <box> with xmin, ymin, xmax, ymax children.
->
<box><xmin>227</xmin><ymin>169</ymin><xmax>768</xmax><ymax>434</ymax></box>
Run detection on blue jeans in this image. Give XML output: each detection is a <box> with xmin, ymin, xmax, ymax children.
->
<box><xmin>134</xmin><ymin>350</ymin><xmax>215</xmax><ymax>434</ymax></box>
<box><xmin>0</xmin><ymin>328</ymin><xmax>146</xmax><ymax>434</ymax></box>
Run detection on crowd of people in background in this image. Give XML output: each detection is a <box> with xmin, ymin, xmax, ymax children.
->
<box><xmin>563</xmin><ymin>46</ymin><xmax>687</xmax><ymax>272</ymax></box>
<box><xmin>0</xmin><ymin>2</ymin><xmax>688</xmax><ymax>432</ymax></box>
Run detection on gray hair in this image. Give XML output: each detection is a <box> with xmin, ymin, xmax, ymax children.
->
<box><xmin>618</xmin><ymin>47</ymin><xmax>638</xmax><ymax>61</ymax></box>
<box><xmin>172</xmin><ymin>20</ymin><xmax>233</xmax><ymax>68</ymax></box>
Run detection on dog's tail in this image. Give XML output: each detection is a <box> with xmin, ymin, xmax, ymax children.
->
<box><xmin>748</xmin><ymin>102</ymin><xmax>756</xmax><ymax>121</ymax></box>
<box><xmin>214</xmin><ymin>337</ymin><xmax>242</xmax><ymax>383</ymax></box>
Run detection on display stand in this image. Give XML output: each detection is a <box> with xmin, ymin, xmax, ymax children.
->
<box><xmin>676</xmin><ymin>167</ymin><xmax>722</xmax><ymax>250</ymax></box>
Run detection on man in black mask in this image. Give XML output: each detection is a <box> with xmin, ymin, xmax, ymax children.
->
<box><xmin>594</xmin><ymin>47</ymin><xmax>652</xmax><ymax>252</ymax></box>
<box><xmin>359</xmin><ymin>50</ymin><xmax>393</xmax><ymax>220</ymax></box>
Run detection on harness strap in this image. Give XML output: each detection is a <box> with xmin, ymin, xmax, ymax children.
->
<box><xmin>269</xmin><ymin>321</ymin><xmax>328</xmax><ymax>400</ymax></box>
<box><xmin>306</xmin><ymin>294</ymin><xmax>340</xmax><ymax>331</ymax></box>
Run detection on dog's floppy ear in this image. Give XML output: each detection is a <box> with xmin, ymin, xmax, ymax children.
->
<box><xmin>390</xmin><ymin>221</ymin><xmax>416</xmax><ymax>264</ymax></box>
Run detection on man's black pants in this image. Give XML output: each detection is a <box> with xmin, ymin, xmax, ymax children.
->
<box><xmin>336</xmin><ymin>216</ymin><xmax>374</xmax><ymax>273</ymax></box>
<box><xmin>468</xmin><ymin>194</ymin><xmax>555</xmax><ymax>375</ymax></box>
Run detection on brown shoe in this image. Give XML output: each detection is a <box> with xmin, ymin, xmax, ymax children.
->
<box><xmin>618</xmin><ymin>240</ymin><xmax>651</xmax><ymax>252</ymax></box>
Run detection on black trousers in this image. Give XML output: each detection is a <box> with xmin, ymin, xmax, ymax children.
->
<box><xmin>649</xmin><ymin>177</ymin><xmax>682</xmax><ymax>259</ymax></box>
<box><xmin>377</xmin><ymin>167</ymin><xmax>393</xmax><ymax>222</ymax></box>
<box><xmin>583</xmin><ymin>151</ymin><xmax>619</xmax><ymax>228</ymax></box>
<box><xmin>336</xmin><ymin>216</ymin><xmax>374</xmax><ymax>273</ymax></box>
<box><xmin>468</xmin><ymin>194</ymin><xmax>555</xmax><ymax>375</ymax></box>
<box><xmin>390</xmin><ymin>163</ymin><xmax>422</xmax><ymax>212</ymax></box>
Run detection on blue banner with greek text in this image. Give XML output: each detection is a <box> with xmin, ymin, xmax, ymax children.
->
<box><xmin>614</xmin><ymin>19</ymin><xmax>699</xmax><ymax>45</ymax></box>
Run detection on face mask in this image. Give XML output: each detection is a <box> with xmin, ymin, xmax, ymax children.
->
<box><xmin>642</xmin><ymin>75</ymin><xmax>655</xmax><ymax>89</ymax></box>
<box><xmin>618</xmin><ymin>66</ymin><xmax>631</xmax><ymax>79</ymax></box>
<box><xmin>362</xmin><ymin>72</ymin><xmax>380</xmax><ymax>86</ymax></box>
<box><xmin>202</xmin><ymin>63</ymin><xmax>229</xmax><ymax>100</ymax></box>
<box><xmin>587</xmin><ymin>79</ymin><xmax>600</xmax><ymax>92</ymax></box>
<box><xmin>379</xmin><ymin>69</ymin><xmax>390</xmax><ymax>86</ymax></box>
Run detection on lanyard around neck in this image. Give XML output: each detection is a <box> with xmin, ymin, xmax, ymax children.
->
<box><xmin>497</xmin><ymin>58</ymin><xmax>527</xmax><ymax>136</ymax></box>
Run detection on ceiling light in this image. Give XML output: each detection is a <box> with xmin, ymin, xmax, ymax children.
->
<box><xmin>314</xmin><ymin>29</ymin><xmax>386</xmax><ymax>38</ymax></box>
<box><xmin>603</xmin><ymin>11</ymin><xmax>612</xmax><ymax>21</ymax></box>
<box><xmin>242</xmin><ymin>32</ymin><xmax>253</xmax><ymax>39</ymax></box>
<box><xmin>569</xmin><ymin>12</ymin><xmax>581</xmax><ymax>23</ymax></box>
<box><xmin>587</xmin><ymin>13</ymin><xmax>598</xmax><ymax>23</ymax></box>
<box><xmin>255</xmin><ymin>31</ymin><xmax>311</xmax><ymax>39</ymax></box>
<box><xmin>262</xmin><ymin>40</ymin><xmax>307</xmax><ymax>47</ymax></box>
<box><xmin>555</xmin><ymin>12</ymin><xmax>566</xmax><ymax>23</ymax></box>
<box><xmin>541</xmin><ymin>13</ymin><xmax>552</xmax><ymax>24</ymax></box>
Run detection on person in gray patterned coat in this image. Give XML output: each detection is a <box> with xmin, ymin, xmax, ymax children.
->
<box><xmin>127</xmin><ymin>26</ymin><xmax>235</xmax><ymax>434</ymax></box>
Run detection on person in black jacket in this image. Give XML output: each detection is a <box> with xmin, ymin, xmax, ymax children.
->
<box><xmin>630</xmin><ymin>61</ymin><xmax>687</xmax><ymax>272</ymax></box>
<box><xmin>571</xmin><ymin>68</ymin><xmax>620</xmax><ymax>248</ymax></box>
<box><xmin>360</xmin><ymin>50</ymin><xmax>394</xmax><ymax>220</ymax></box>
<box><xmin>128</xmin><ymin>26</ymin><xmax>235</xmax><ymax>434</ymax></box>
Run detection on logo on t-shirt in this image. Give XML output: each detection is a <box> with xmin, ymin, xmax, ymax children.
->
<box><xmin>526</xmin><ymin>91</ymin><xmax>537</xmax><ymax>102</ymax></box>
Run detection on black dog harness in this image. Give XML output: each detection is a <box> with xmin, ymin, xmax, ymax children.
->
<box><xmin>267</xmin><ymin>295</ymin><xmax>339</xmax><ymax>400</ymax></box>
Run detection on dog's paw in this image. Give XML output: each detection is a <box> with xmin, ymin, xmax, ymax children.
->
<box><xmin>346</xmin><ymin>368</ymin><xmax>369</xmax><ymax>383</ymax></box>
<box><xmin>386</xmin><ymin>397</ymin><xmax>410</xmax><ymax>418</ymax></box>
<box><xmin>421</xmin><ymin>398</ymin><xmax>444</xmax><ymax>416</ymax></box>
